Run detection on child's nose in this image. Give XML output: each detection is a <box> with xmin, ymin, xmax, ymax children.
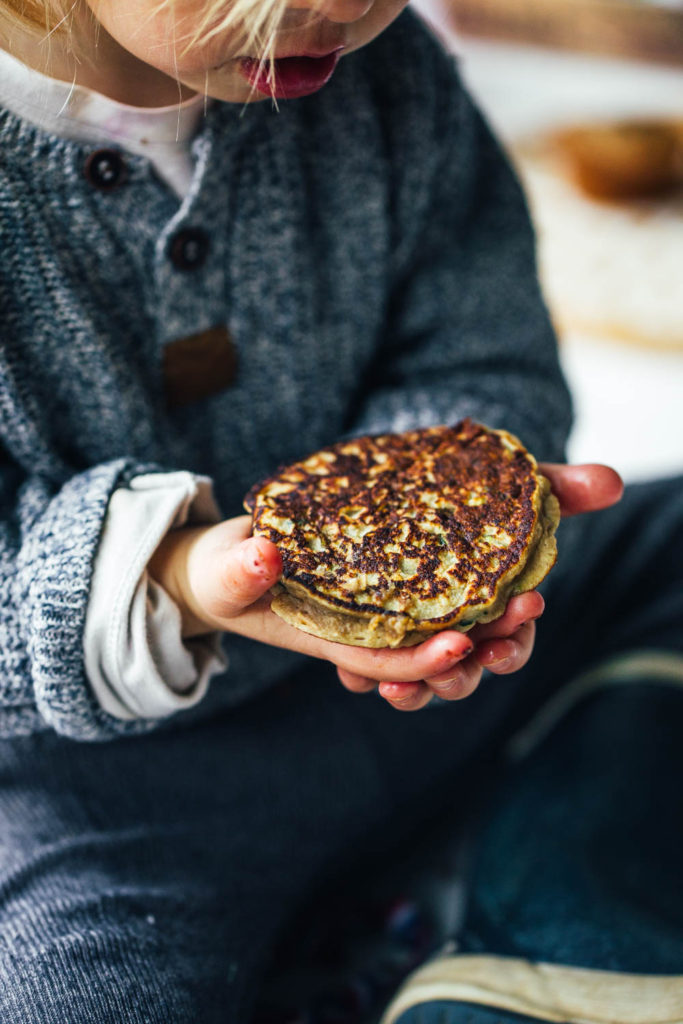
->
<box><xmin>286</xmin><ymin>0</ymin><xmax>374</xmax><ymax>24</ymax></box>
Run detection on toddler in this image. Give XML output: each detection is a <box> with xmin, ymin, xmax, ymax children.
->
<box><xmin>0</xmin><ymin>0</ymin><xmax>622</xmax><ymax>1019</ymax></box>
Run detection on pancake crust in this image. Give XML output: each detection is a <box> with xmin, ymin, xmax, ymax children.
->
<box><xmin>245</xmin><ymin>420</ymin><xmax>560</xmax><ymax>648</ymax></box>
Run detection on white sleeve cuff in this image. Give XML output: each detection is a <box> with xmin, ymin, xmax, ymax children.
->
<box><xmin>84</xmin><ymin>471</ymin><xmax>228</xmax><ymax>721</ymax></box>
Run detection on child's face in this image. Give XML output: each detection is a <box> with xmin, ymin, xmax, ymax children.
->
<box><xmin>84</xmin><ymin>0</ymin><xmax>408</xmax><ymax>103</ymax></box>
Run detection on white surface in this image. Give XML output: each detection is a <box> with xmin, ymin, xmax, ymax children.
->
<box><xmin>446</xmin><ymin>38</ymin><xmax>683</xmax><ymax>141</ymax></box>
<box><xmin>561</xmin><ymin>333</ymin><xmax>683</xmax><ymax>480</ymax></box>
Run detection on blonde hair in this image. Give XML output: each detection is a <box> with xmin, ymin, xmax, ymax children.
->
<box><xmin>0</xmin><ymin>0</ymin><xmax>306</xmax><ymax>71</ymax></box>
<box><xmin>0</xmin><ymin>0</ymin><xmax>74</xmax><ymax>34</ymax></box>
<box><xmin>172</xmin><ymin>0</ymin><xmax>294</xmax><ymax>65</ymax></box>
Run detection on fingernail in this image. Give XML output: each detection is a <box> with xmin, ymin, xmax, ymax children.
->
<box><xmin>379</xmin><ymin>682</ymin><xmax>404</xmax><ymax>695</ymax></box>
<box><xmin>432</xmin><ymin>673</ymin><xmax>464</xmax><ymax>694</ymax></box>
<box><xmin>381</xmin><ymin>683</ymin><xmax>418</xmax><ymax>703</ymax></box>
<box><xmin>479</xmin><ymin>640</ymin><xmax>517</xmax><ymax>667</ymax></box>
<box><xmin>486</xmin><ymin>656</ymin><xmax>514</xmax><ymax>671</ymax></box>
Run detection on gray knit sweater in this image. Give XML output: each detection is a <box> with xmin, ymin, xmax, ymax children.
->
<box><xmin>0</xmin><ymin>12</ymin><xmax>572</xmax><ymax>741</ymax></box>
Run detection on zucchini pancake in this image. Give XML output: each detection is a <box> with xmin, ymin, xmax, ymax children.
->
<box><xmin>245</xmin><ymin>420</ymin><xmax>560</xmax><ymax>648</ymax></box>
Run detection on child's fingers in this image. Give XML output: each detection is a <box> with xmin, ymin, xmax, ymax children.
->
<box><xmin>335</xmin><ymin>602</ymin><xmax>537</xmax><ymax>703</ymax></box>
<box><xmin>218</xmin><ymin>536</ymin><xmax>282</xmax><ymax>616</ymax></box>
<box><xmin>334</xmin><ymin>630</ymin><xmax>473</xmax><ymax>685</ymax></box>
<box><xmin>423</xmin><ymin>655</ymin><xmax>483</xmax><ymax>701</ymax></box>
<box><xmin>539</xmin><ymin>463</ymin><xmax>623</xmax><ymax>518</ymax></box>
<box><xmin>193</xmin><ymin>531</ymin><xmax>282</xmax><ymax>621</ymax></box>
<box><xmin>378</xmin><ymin>681</ymin><xmax>433</xmax><ymax>711</ymax></box>
<box><xmin>469</xmin><ymin>591</ymin><xmax>544</xmax><ymax>643</ymax></box>
<box><xmin>336</xmin><ymin>667</ymin><xmax>376</xmax><ymax>693</ymax></box>
<box><xmin>222</xmin><ymin>612</ymin><xmax>473</xmax><ymax>685</ymax></box>
<box><xmin>476</xmin><ymin>621</ymin><xmax>536</xmax><ymax>675</ymax></box>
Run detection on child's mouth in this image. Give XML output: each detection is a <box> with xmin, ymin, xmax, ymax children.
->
<box><xmin>239</xmin><ymin>50</ymin><xmax>343</xmax><ymax>100</ymax></box>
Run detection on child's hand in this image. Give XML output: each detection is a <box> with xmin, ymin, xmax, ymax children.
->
<box><xmin>343</xmin><ymin>590</ymin><xmax>543</xmax><ymax>711</ymax></box>
<box><xmin>148</xmin><ymin>514</ymin><xmax>474</xmax><ymax>686</ymax></box>
<box><xmin>340</xmin><ymin>462</ymin><xmax>625</xmax><ymax>711</ymax></box>
<box><xmin>149</xmin><ymin>463</ymin><xmax>623</xmax><ymax>711</ymax></box>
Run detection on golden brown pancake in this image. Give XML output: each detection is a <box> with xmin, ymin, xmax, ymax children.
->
<box><xmin>245</xmin><ymin>420</ymin><xmax>559</xmax><ymax>648</ymax></box>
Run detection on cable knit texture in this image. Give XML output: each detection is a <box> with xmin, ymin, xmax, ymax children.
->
<box><xmin>0</xmin><ymin>12</ymin><xmax>572</xmax><ymax>741</ymax></box>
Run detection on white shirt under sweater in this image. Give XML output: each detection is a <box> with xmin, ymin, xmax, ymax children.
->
<box><xmin>0</xmin><ymin>48</ymin><xmax>226</xmax><ymax>719</ymax></box>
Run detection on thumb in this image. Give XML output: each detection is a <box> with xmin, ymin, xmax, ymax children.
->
<box><xmin>189</xmin><ymin>530</ymin><xmax>282</xmax><ymax>625</ymax></box>
<box><xmin>539</xmin><ymin>463</ymin><xmax>624</xmax><ymax>518</ymax></box>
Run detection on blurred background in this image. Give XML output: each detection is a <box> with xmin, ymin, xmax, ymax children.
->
<box><xmin>413</xmin><ymin>0</ymin><xmax>683</xmax><ymax>482</ymax></box>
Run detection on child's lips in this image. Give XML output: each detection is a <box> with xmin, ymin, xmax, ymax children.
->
<box><xmin>239</xmin><ymin>50</ymin><xmax>343</xmax><ymax>100</ymax></box>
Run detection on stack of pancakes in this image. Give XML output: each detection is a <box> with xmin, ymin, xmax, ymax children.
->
<box><xmin>246</xmin><ymin>420</ymin><xmax>559</xmax><ymax>648</ymax></box>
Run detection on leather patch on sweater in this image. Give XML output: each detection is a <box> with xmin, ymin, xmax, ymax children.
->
<box><xmin>163</xmin><ymin>325</ymin><xmax>238</xmax><ymax>408</ymax></box>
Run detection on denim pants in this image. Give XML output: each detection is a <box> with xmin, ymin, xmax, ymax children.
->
<box><xmin>381</xmin><ymin>679</ymin><xmax>683</xmax><ymax>1024</ymax></box>
<box><xmin>1</xmin><ymin>476</ymin><xmax>682</xmax><ymax>1023</ymax></box>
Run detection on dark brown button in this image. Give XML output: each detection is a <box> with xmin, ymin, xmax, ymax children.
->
<box><xmin>163</xmin><ymin>325</ymin><xmax>238</xmax><ymax>408</ymax></box>
<box><xmin>84</xmin><ymin>149</ymin><xmax>127</xmax><ymax>191</ymax></box>
<box><xmin>168</xmin><ymin>228</ymin><xmax>210</xmax><ymax>271</ymax></box>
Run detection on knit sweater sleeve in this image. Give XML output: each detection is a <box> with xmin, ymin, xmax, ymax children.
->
<box><xmin>348</xmin><ymin>41</ymin><xmax>572</xmax><ymax>464</ymax></box>
<box><xmin>0</xmin><ymin>448</ymin><xmax>180</xmax><ymax>740</ymax></box>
